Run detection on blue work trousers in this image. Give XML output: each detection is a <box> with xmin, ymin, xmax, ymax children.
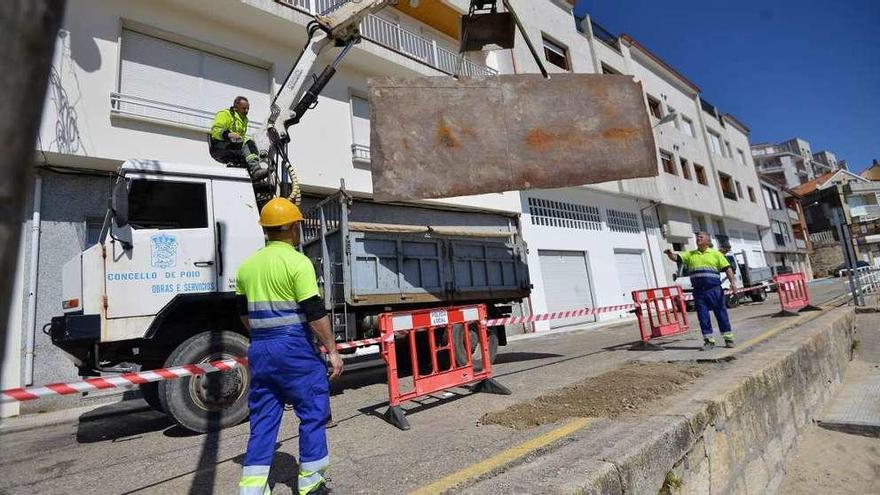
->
<box><xmin>242</xmin><ymin>332</ymin><xmax>330</xmax><ymax>494</ymax></box>
<box><xmin>693</xmin><ymin>285</ymin><xmax>731</xmax><ymax>337</ymax></box>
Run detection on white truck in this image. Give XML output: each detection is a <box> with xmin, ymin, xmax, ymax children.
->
<box><xmin>48</xmin><ymin>159</ymin><xmax>531</xmax><ymax>432</ymax></box>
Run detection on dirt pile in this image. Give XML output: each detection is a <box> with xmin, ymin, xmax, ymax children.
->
<box><xmin>482</xmin><ymin>362</ymin><xmax>704</xmax><ymax>429</ymax></box>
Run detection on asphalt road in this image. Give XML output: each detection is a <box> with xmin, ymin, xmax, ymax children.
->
<box><xmin>0</xmin><ymin>278</ymin><xmax>848</xmax><ymax>495</ymax></box>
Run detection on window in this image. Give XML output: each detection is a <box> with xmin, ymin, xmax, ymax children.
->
<box><xmin>718</xmin><ymin>172</ymin><xmax>737</xmax><ymax>201</ymax></box>
<box><xmin>84</xmin><ymin>217</ymin><xmax>105</xmax><ymax>248</ymax></box>
<box><xmin>601</xmin><ymin>63</ymin><xmax>620</xmax><ymax>75</ymax></box>
<box><xmin>128</xmin><ymin>179</ymin><xmax>208</xmax><ymax>229</ymax></box>
<box><xmin>528</xmin><ymin>197</ymin><xmax>601</xmax><ymax>230</ymax></box>
<box><xmin>708</xmin><ymin>131</ymin><xmax>723</xmax><ymax>155</ymax></box>
<box><xmin>647</xmin><ymin>95</ymin><xmax>662</xmax><ymax>119</ymax></box>
<box><xmin>692</xmin><ymin>214</ymin><xmax>707</xmax><ymax>233</ymax></box>
<box><xmin>542</xmin><ymin>35</ymin><xmax>570</xmax><ymax>70</ymax></box>
<box><xmin>607</xmin><ymin>209</ymin><xmax>641</xmax><ymax>233</ymax></box>
<box><xmin>748</xmin><ymin>186</ymin><xmax>756</xmax><ymax>203</ymax></box>
<box><xmin>714</xmin><ymin>219</ymin><xmax>726</xmax><ymax>236</ymax></box>
<box><xmin>737</xmin><ymin>148</ymin><xmax>747</xmax><ymax>166</ymax></box>
<box><xmin>681</xmin><ymin>116</ymin><xmax>695</xmax><ymax>137</ymax></box>
<box><xmin>667</xmin><ymin>106</ymin><xmax>678</xmax><ymax>128</ymax></box>
<box><xmin>694</xmin><ymin>164</ymin><xmax>708</xmax><ymax>185</ymax></box>
<box><xmin>735</xmin><ymin>181</ymin><xmax>743</xmax><ymax>199</ymax></box>
<box><xmin>350</xmin><ymin>93</ymin><xmax>370</xmax><ymax>163</ymax></box>
<box><xmin>762</xmin><ymin>186</ymin><xmax>781</xmax><ymax>209</ymax></box>
<box><xmin>118</xmin><ymin>29</ymin><xmax>270</xmax><ymax>129</ymax></box>
<box><xmin>725</xmin><ymin>141</ymin><xmax>733</xmax><ymax>158</ymax></box>
<box><xmin>680</xmin><ymin>158</ymin><xmax>691</xmax><ymax>180</ymax></box>
<box><xmin>660</xmin><ymin>150</ymin><xmax>676</xmax><ymax>175</ymax></box>
<box><xmin>771</xmin><ymin>220</ymin><xmax>785</xmax><ymax>246</ymax></box>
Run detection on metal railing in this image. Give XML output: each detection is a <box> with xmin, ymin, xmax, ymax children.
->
<box><xmin>809</xmin><ymin>230</ymin><xmax>836</xmax><ymax>243</ymax></box>
<box><xmin>275</xmin><ymin>0</ymin><xmax>496</xmax><ymax>76</ymax></box>
<box><xmin>110</xmin><ymin>92</ymin><xmax>265</xmax><ymax>131</ymax></box>
<box><xmin>590</xmin><ymin>20</ymin><xmax>620</xmax><ymax>51</ymax></box>
<box><xmin>351</xmin><ymin>143</ymin><xmax>370</xmax><ymax>163</ymax></box>
<box><xmin>850</xmin><ymin>204</ymin><xmax>880</xmax><ymax>221</ymax></box>
<box><xmin>787</xmin><ymin>208</ymin><xmax>800</xmax><ymax>221</ymax></box>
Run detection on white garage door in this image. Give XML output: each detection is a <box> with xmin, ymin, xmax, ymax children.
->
<box><xmin>538</xmin><ymin>250</ymin><xmax>595</xmax><ymax>328</ymax></box>
<box><xmin>614</xmin><ymin>250</ymin><xmax>649</xmax><ymax>302</ymax></box>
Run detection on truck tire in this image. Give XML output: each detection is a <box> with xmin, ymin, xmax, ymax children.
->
<box><xmin>749</xmin><ymin>289</ymin><xmax>767</xmax><ymax>303</ymax></box>
<box><xmin>159</xmin><ymin>331</ymin><xmax>250</xmax><ymax>433</ymax></box>
<box><xmin>139</xmin><ymin>382</ymin><xmax>165</xmax><ymax>413</ymax></box>
<box><xmin>453</xmin><ymin>322</ymin><xmax>499</xmax><ymax>371</ymax></box>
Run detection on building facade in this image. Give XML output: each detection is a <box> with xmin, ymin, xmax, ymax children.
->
<box><xmin>751</xmin><ymin>137</ymin><xmax>842</xmax><ymax>189</ymax></box>
<box><xmin>758</xmin><ymin>179</ymin><xmax>812</xmax><ymax>278</ymax></box>
<box><xmin>4</xmin><ymin>0</ymin><xmax>771</xmax><ymax>415</ymax></box>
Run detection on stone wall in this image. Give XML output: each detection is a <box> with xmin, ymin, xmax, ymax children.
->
<box><xmin>810</xmin><ymin>241</ymin><xmax>845</xmax><ymax>277</ymax></box>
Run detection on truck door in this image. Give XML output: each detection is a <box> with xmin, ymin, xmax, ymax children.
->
<box><xmin>104</xmin><ymin>176</ymin><xmax>216</xmax><ymax>318</ymax></box>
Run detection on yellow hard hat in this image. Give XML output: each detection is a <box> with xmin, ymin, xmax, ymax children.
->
<box><xmin>258</xmin><ymin>198</ymin><xmax>303</xmax><ymax>227</ymax></box>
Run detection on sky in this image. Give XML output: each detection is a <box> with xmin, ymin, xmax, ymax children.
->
<box><xmin>574</xmin><ymin>0</ymin><xmax>880</xmax><ymax>172</ymax></box>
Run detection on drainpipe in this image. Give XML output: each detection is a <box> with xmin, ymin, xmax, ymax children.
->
<box><xmin>23</xmin><ymin>175</ymin><xmax>42</xmax><ymax>386</ymax></box>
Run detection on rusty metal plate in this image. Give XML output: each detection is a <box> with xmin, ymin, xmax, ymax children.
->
<box><xmin>368</xmin><ymin>74</ymin><xmax>658</xmax><ymax>202</ymax></box>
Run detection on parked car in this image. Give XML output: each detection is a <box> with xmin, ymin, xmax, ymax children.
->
<box><xmin>833</xmin><ymin>260</ymin><xmax>870</xmax><ymax>277</ymax></box>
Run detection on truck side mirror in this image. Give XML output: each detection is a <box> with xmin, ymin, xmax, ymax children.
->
<box><xmin>112</xmin><ymin>179</ymin><xmax>130</xmax><ymax>227</ymax></box>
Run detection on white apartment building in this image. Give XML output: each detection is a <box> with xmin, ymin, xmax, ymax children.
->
<box><xmin>4</xmin><ymin>0</ymin><xmax>770</xmax><ymax>415</ymax></box>
<box><xmin>752</xmin><ymin>137</ymin><xmax>841</xmax><ymax>189</ymax></box>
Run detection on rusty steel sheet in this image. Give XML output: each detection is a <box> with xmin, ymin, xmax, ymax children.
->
<box><xmin>367</xmin><ymin>73</ymin><xmax>658</xmax><ymax>202</ymax></box>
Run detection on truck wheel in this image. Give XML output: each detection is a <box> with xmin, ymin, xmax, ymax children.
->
<box><xmin>139</xmin><ymin>382</ymin><xmax>165</xmax><ymax>413</ymax></box>
<box><xmin>750</xmin><ymin>289</ymin><xmax>767</xmax><ymax>303</ymax></box>
<box><xmin>159</xmin><ymin>331</ymin><xmax>250</xmax><ymax>433</ymax></box>
<box><xmin>453</xmin><ymin>323</ymin><xmax>499</xmax><ymax>371</ymax></box>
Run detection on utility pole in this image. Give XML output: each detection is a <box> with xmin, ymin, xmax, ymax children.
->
<box><xmin>834</xmin><ymin>208</ymin><xmax>863</xmax><ymax>306</ymax></box>
<box><xmin>0</xmin><ymin>1</ymin><xmax>66</xmax><ymax>372</ymax></box>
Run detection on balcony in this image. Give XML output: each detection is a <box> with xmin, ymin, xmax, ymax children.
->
<box><xmin>796</xmin><ymin>238</ymin><xmax>807</xmax><ymax>249</ymax></box>
<box><xmin>276</xmin><ymin>0</ymin><xmax>496</xmax><ymax>77</ymax></box>
<box><xmin>110</xmin><ymin>92</ymin><xmax>265</xmax><ymax>132</ymax></box>
<box><xmin>590</xmin><ymin>20</ymin><xmax>620</xmax><ymax>51</ymax></box>
<box><xmin>351</xmin><ymin>143</ymin><xmax>370</xmax><ymax>164</ymax></box>
<box><xmin>850</xmin><ymin>204</ymin><xmax>880</xmax><ymax>221</ymax></box>
<box><xmin>787</xmin><ymin>208</ymin><xmax>800</xmax><ymax>222</ymax></box>
<box><xmin>809</xmin><ymin>230</ymin><xmax>836</xmax><ymax>244</ymax></box>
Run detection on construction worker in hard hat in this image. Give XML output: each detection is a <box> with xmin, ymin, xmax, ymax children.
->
<box><xmin>235</xmin><ymin>197</ymin><xmax>342</xmax><ymax>495</ymax></box>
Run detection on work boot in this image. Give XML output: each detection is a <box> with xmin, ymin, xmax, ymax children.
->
<box><xmin>246</xmin><ymin>158</ymin><xmax>270</xmax><ymax>181</ymax></box>
<box><xmin>722</xmin><ymin>332</ymin><xmax>735</xmax><ymax>348</ymax></box>
<box><xmin>702</xmin><ymin>337</ymin><xmax>716</xmax><ymax>351</ymax></box>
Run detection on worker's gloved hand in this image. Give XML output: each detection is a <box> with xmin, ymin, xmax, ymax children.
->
<box><xmin>327</xmin><ymin>351</ymin><xmax>344</xmax><ymax>381</ymax></box>
<box><xmin>228</xmin><ymin>132</ymin><xmax>242</xmax><ymax>143</ymax></box>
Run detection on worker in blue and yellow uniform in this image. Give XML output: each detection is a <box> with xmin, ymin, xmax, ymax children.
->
<box><xmin>235</xmin><ymin>198</ymin><xmax>343</xmax><ymax>495</ymax></box>
<box><xmin>665</xmin><ymin>231</ymin><xmax>737</xmax><ymax>350</ymax></box>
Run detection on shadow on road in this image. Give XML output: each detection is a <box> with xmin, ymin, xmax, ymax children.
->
<box><xmin>76</xmin><ymin>400</ymin><xmax>175</xmax><ymax>443</ymax></box>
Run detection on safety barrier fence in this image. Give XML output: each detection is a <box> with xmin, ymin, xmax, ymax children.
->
<box><xmin>631</xmin><ymin>286</ymin><xmax>690</xmax><ymax>343</ymax></box>
<box><xmin>773</xmin><ymin>272</ymin><xmax>821</xmax><ymax>316</ymax></box>
<box><xmin>0</xmin><ymin>281</ymin><xmax>784</xmax><ymax>405</ymax></box>
<box><xmin>378</xmin><ymin>304</ymin><xmax>510</xmax><ymax>430</ymax></box>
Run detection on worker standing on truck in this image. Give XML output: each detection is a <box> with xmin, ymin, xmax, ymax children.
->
<box><xmin>235</xmin><ymin>197</ymin><xmax>343</xmax><ymax>495</ymax></box>
<box><xmin>209</xmin><ymin>96</ymin><xmax>270</xmax><ymax>181</ymax></box>
<box><xmin>665</xmin><ymin>231</ymin><xmax>737</xmax><ymax>350</ymax></box>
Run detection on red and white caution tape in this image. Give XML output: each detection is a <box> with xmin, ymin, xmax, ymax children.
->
<box><xmin>485</xmin><ymin>304</ymin><xmax>636</xmax><ymax>327</ymax></box>
<box><xmin>1</xmin><ymin>357</ymin><xmax>248</xmax><ymax>404</ymax></box>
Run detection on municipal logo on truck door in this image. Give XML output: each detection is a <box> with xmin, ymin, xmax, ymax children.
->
<box><xmin>150</xmin><ymin>234</ymin><xmax>177</xmax><ymax>269</ymax></box>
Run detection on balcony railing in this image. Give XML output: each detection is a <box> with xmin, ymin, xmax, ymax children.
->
<box><xmin>809</xmin><ymin>230</ymin><xmax>836</xmax><ymax>244</ymax></box>
<box><xmin>590</xmin><ymin>20</ymin><xmax>620</xmax><ymax>51</ymax></box>
<box><xmin>276</xmin><ymin>0</ymin><xmax>496</xmax><ymax>77</ymax></box>
<box><xmin>850</xmin><ymin>204</ymin><xmax>880</xmax><ymax>221</ymax></box>
<box><xmin>351</xmin><ymin>143</ymin><xmax>370</xmax><ymax>163</ymax></box>
<box><xmin>787</xmin><ymin>208</ymin><xmax>800</xmax><ymax>222</ymax></box>
<box><xmin>110</xmin><ymin>92</ymin><xmax>265</xmax><ymax>131</ymax></box>
<box><xmin>795</xmin><ymin>238</ymin><xmax>807</xmax><ymax>249</ymax></box>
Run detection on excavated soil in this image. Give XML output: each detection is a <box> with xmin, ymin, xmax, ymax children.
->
<box><xmin>482</xmin><ymin>362</ymin><xmax>705</xmax><ymax>429</ymax></box>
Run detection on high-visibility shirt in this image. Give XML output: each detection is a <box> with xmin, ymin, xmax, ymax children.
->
<box><xmin>211</xmin><ymin>108</ymin><xmax>249</xmax><ymax>142</ymax></box>
<box><xmin>679</xmin><ymin>247</ymin><xmax>730</xmax><ymax>291</ymax></box>
<box><xmin>235</xmin><ymin>241</ymin><xmax>319</xmax><ymax>337</ymax></box>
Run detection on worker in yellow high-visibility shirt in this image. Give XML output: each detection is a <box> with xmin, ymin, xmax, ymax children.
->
<box><xmin>665</xmin><ymin>231</ymin><xmax>737</xmax><ymax>350</ymax></box>
<box><xmin>209</xmin><ymin>96</ymin><xmax>269</xmax><ymax>181</ymax></box>
<box><xmin>235</xmin><ymin>198</ymin><xmax>343</xmax><ymax>495</ymax></box>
